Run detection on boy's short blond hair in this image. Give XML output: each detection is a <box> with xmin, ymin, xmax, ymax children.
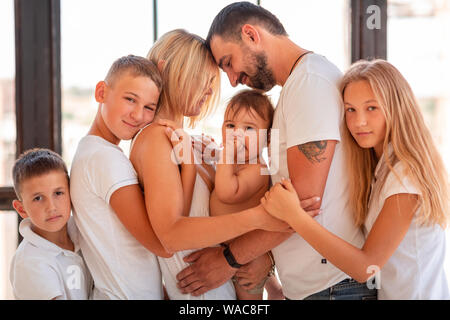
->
<box><xmin>105</xmin><ymin>54</ymin><xmax>163</xmax><ymax>92</ymax></box>
<box><xmin>12</xmin><ymin>148</ymin><xmax>68</xmax><ymax>201</ymax></box>
<box><xmin>225</xmin><ymin>89</ymin><xmax>274</xmax><ymax>128</ymax></box>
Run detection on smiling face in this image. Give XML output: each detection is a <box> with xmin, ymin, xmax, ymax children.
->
<box><xmin>13</xmin><ymin>170</ymin><xmax>71</xmax><ymax>238</ymax></box>
<box><xmin>210</xmin><ymin>35</ymin><xmax>276</xmax><ymax>91</ymax></box>
<box><xmin>222</xmin><ymin>106</ymin><xmax>270</xmax><ymax>162</ymax></box>
<box><xmin>98</xmin><ymin>72</ymin><xmax>160</xmax><ymax>143</ymax></box>
<box><xmin>343</xmin><ymin>80</ymin><xmax>387</xmax><ymax>158</ymax></box>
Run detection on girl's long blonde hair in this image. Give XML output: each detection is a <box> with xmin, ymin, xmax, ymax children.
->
<box><xmin>340</xmin><ymin>59</ymin><xmax>449</xmax><ymax>228</ymax></box>
<box><xmin>147</xmin><ymin>29</ymin><xmax>220</xmax><ymax>128</ymax></box>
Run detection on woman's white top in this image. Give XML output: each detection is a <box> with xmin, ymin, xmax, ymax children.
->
<box><xmin>364</xmin><ymin>147</ymin><xmax>449</xmax><ymax>299</ymax></box>
<box><xmin>158</xmin><ymin>171</ymin><xmax>236</xmax><ymax>300</ymax></box>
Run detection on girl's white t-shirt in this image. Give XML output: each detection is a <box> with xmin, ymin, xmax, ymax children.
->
<box><xmin>365</xmin><ymin>150</ymin><xmax>450</xmax><ymax>300</ymax></box>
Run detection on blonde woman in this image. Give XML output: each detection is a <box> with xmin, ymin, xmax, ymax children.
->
<box><xmin>129</xmin><ymin>29</ymin><xmax>292</xmax><ymax>300</ymax></box>
<box><xmin>261</xmin><ymin>59</ymin><xmax>450</xmax><ymax>300</ymax></box>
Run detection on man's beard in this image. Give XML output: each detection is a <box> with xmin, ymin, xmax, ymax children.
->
<box><xmin>241</xmin><ymin>50</ymin><xmax>276</xmax><ymax>91</ymax></box>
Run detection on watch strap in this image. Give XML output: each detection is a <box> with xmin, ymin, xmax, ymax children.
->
<box><xmin>221</xmin><ymin>243</ymin><xmax>243</xmax><ymax>269</ymax></box>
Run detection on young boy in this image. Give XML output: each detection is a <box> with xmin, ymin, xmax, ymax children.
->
<box><xmin>69</xmin><ymin>55</ymin><xmax>171</xmax><ymax>300</ymax></box>
<box><xmin>10</xmin><ymin>148</ymin><xmax>92</xmax><ymax>300</ymax></box>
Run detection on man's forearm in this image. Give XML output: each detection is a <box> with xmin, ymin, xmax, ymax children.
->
<box><xmin>228</xmin><ymin>230</ymin><xmax>292</xmax><ymax>265</ymax></box>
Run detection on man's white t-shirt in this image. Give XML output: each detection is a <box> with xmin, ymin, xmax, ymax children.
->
<box><xmin>10</xmin><ymin>217</ymin><xmax>92</xmax><ymax>300</ymax></box>
<box><xmin>70</xmin><ymin>135</ymin><xmax>163</xmax><ymax>300</ymax></box>
<box><xmin>270</xmin><ymin>53</ymin><xmax>365</xmax><ymax>300</ymax></box>
<box><xmin>365</xmin><ymin>147</ymin><xmax>450</xmax><ymax>299</ymax></box>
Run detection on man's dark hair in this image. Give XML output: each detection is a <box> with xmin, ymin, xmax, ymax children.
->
<box><xmin>206</xmin><ymin>1</ymin><xmax>287</xmax><ymax>48</ymax></box>
<box><xmin>12</xmin><ymin>148</ymin><xmax>69</xmax><ymax>200</ymax></box>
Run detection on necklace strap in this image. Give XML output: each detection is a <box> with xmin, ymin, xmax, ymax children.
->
<box><xmin>289</xmin><ymin>51</ymin><xmax>313</xmax><ymax>76</ymax></box>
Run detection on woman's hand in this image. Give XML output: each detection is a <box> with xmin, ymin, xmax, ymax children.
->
<box><xmin>158</xmin><ymin>119</ymin><xmax>193</xmax><ymax>165</ymax></box>
<box><xmin>192</xmin><ymin>134</ymin><xmax>220</xmax><ymax>165</ymax></box>
<box><xmin>261</xmin><ymin>179</ymin><xmax>320</xmax><ymax>224</ymax></box>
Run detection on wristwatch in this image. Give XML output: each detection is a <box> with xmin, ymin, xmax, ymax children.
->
<box><xmin>221</xmin><ymin>243</ymin><xmax>243</xmax><ymax>269</ymax></box>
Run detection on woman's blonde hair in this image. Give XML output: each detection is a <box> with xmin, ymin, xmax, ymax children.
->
<box><xmin>340</xmin><ymin>59</ymin><xmax>449</xmax><ymax>228</ymax></box>
<box><xmin>147</xmin><ymin>29</ymin><xmax>220</xmax><ymax>127</ymax></box>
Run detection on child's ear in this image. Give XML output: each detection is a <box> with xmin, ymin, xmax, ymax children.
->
<box><xmin>94</xmin><ymin>81</ymin><xmax>107</xmax><ymax>103</ymax></box>
<box><xmin>12</xmin><ymin>199</ymin><xmax>28</xmax><ymax>219</ymax></box>
<box><xmin>157</xmin><ymin>60</ymin><xmax>166</xmax><ymax>73</ymax></box>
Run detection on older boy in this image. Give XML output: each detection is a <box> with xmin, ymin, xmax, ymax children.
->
<box><xmin>10</xmin><ymin>148</ymin><xmax>92</xmax><ymax>300</ymax></box>
<box><xmin>70</xmin><ymin>55</ymin><xmax>171</xmax><ymax>300</ymax></box>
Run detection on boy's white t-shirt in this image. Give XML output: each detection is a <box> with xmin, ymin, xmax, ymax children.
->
<box><xmin>10</xmin><ymin>217</ymin><xmax>92</xmax><ymax>300</ymax></box>
<box><xmin>70</xmin><ymin>135</ymin><xmax>163</xmax><ymax>300</ymax></box>
<box><xmin>270</xmin><ymin>53</ymin><xmax>365</xmax><ymax>300</ymax></box>
<box><xmin>365</xmin><ymin>148</ymin><xmax>450</xmax><ymax>300</ymax></box>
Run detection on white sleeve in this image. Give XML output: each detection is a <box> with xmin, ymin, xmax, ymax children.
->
<box><xmin>283</xmin><ymin>73</ymin><xmax>342</xmax><ymax>149</ymax></box>
<box><xmin>382</xmin><ymin>163</ymin><xmax>421</xmax><ymax>200</ymax></box>
<box><xmin>86</xmin><ymin>147</ymin><xmax>139</xmax><ymax>203</ymax></box>
<box><xmin>12</xmin><ymin>257</ymin><xmax>63</xmax><ymax>300</ymax></box>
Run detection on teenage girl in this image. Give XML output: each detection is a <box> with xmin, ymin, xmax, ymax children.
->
<box><xmin>261</xmin><ymin>59</ymin><xmax>450</xmax><ymax>299</ymax></box>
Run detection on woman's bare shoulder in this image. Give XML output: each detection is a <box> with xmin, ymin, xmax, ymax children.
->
<box><xmin>130</xmin><ymin>123</ymin><xmax>173</xmax><ymax>164</ymax></box>
<box><xmin>134</xmin><ymin>123</ymin><xmax>167</xmax><ymax>145</ymax></box>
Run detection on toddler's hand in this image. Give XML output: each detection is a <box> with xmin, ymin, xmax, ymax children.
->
<box><xmin>234</xmin><ymin>137</ymin><xmax>246</xmax><ymax>160</ymax></box>
<box><xmin>222</xmin><ymin>131</ymin><xmax>246</xmax><ymax>164</ymax></box>
<box><xmin>222</xmin><ymin>136</ymin><xmax>236</xmax><ymax>164</ymax></box>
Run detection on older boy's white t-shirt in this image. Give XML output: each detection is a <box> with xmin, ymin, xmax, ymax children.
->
<box><xmin>70</xmin><ymin>135</ymin><xmax>163</xmax><ymax>300</ymax></box>
<box><xmin>270</xmin><ymin>53</ymin><xmax>365</xmax><ymax>300</ymax></box>
<box><xmin>10</xmin><ymin>217</ymin><xmax>92</xmax><ymax>300</ymax></box>
<box><xmin>365</xmin><ymin>150</ymin><xmax>450</xmax><ymax>300</ymax></box>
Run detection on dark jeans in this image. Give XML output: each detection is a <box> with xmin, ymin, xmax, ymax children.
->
<box><xmin>301</xmin><ymin>279</ymin><xmax>377</xmax><ymax>300</ymax></box>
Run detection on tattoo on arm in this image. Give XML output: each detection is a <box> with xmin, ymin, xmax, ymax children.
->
<box><xmin>297</xmin><ymin>141</ymin><xmax>328</xmax><ymax>163</ymax></box>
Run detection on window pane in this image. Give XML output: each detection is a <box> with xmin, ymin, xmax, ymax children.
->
<box><xmin>0</xmin><ymin>0</ymin><xmax>16</xmax><ymax>186</ymax></box>
<box><xmin>0</xmin><ymin>211</ymin><xmax>17</xmax><ymax>300</ymax></box>
<box><xmin>157</xmin><ymin>0</ymin><xmax>257</xmax><ymax>39</ymax></box>
<box><xmin>258</xmin><ymin>0</ymin><xmax>350</xmax><ymax>115</ymax></box>
<box><xmin>157</xmin><ymin>0</ymin><xmax>259</xmax><ymax>140</ymax></box>
<box><xmin>388</xmin><ymin>0</ymin><xmax>450</xmax><ymax>170</ymax></box>
<box><xmin>61</xmin><ymin>0</ymin><xmax>154</xmax><ymax>161</ymax></box>
<box><xmin>387</xmin><ymin>0</ymin><xmax>450</xmax><ymax>273</ymax></box>
<box><xmin>262</xmin><ymin>0</ymin><xmax>350</xmax><ymax>73</ymax></box>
